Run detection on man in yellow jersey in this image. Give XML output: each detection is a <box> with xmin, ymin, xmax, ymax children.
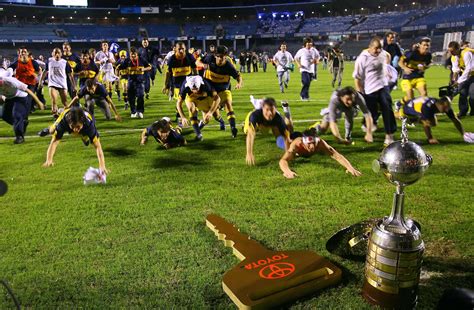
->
<box><xmin>448</xmin><ymin>41</ymin><xmax>474</xmax><ymax>117</ymax></box>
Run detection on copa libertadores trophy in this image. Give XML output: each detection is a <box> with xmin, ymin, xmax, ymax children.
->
<box><xmin>364</xmin><ymin>118</ymin><xmax>432</xmax><ymax>309</ymax></box>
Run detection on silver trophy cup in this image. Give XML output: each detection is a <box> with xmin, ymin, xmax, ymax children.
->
<box><xmin>363</xmin><ymin>119</ymin><xmax>432</xmax><ymax>309</ymax></box>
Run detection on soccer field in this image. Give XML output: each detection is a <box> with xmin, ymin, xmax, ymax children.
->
<box><xmin>0</xmin><ymin>63</ymin><xmax>473</xmax><ymax>309</ymax></box>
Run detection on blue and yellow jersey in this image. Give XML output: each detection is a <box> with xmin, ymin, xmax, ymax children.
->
<box><xmin>76</xmin><ymin>62</ymin><xmax>99</xmax><ymax>87</ymax></box>
<box><xmin>178</xmin><ymin>79</ymin><xmax>216</xmax><ymax>101</ymax></box>
<box><xmin>403</xmin><ymin>97</ymin><xmax>455</xmax><ymax>121</ymax></box>
<box><xmin>248</xmin><ymin>109</ymin><xmax>289</xmax><ymax>137</ymax></box>
<box><xmin>401</xmin><ymin>50</ymin><xmax>432</xmax><ymax>79</ymax></box>
<box><xmin>201</xmin><ymin>55</ymin><xmax>240</xmax><ymax>92</ymax></box>
<box><xmin>77</xmin><ymin>83</ymin><xmax>108</xmax><ymax>101</ymax></box>
<box><xmin>51</xmin><ymin>109</ymin><xmax>99</xmax><ymax>143</ymax></box>
<box><xmin>62</xmin><ymin>53</ymin><xmax>80</xmax><ymax>72</ymax></box>
<box><xmin>123</xmin><ymin>57</ymin><xmax>150</xmax><ymax>83</ymax></box>
<box><xmin>115</xmin><ymin>59</ymin><xmax>129</xmax><ymax>79</ymax></box>
<box><xmin>144</xmin><ymin>125</ymin><xmax>186</xmax><ymax>148</ymax></box>
<box><xmin>167</xmin><ymin>53</ymin><xmax>196</xmax><ymax>88</ymax></box>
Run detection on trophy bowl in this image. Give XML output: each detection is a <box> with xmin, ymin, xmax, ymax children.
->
<box><xmin>372</xmin><ymin>140</ymin><xmax>432</xmax><ymax>186</ymax></box>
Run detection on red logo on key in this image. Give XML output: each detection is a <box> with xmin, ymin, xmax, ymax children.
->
<box><xmin>259</xmin><ymin>262</ymin><xmax>295</xmax><ymax>280</ymax></box>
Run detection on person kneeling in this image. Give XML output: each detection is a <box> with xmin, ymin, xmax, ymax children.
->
<box><xmin>140</xmin><ymin>117</ymin><xmax>186</xmax><ymax>149</ymax></box>
<box><xmin>279</xmin><ymin>129</ymin><xmax>361</xmax><ymax>179</ymax></box>
<box><xmin>41</xmin><ymin>107</ymin><xmax>108</xmax><ymax>175</ymax></box>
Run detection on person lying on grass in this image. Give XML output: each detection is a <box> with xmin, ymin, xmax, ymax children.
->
<box><xmin>279</xmin><ymin>128</ymin><xmax>361</xmax><ymax>179</ymax></box>
<box><xmin>140</xmin><ymin>117</ymin><xmax>187</xmax><ymax>149</ymax></box>
<box><xmin>39</xmin><ymin>107</ymin><xmax>108</xmax><ymax>174</ymax></box>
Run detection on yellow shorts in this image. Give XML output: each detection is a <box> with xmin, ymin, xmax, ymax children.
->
<box><xmin>401</xmin><ymin>78</ymin><xmax>426</xmax><ymax>93</ymax></box>
<box><xmin>218</xmin><ymin>90</ymin><xmax>232</xmax><ymax>104</ymax></box>
<box><xmin>173</xmin><ymin>88</ymin><xmax>180</xmax><ymax>100</ymax></box>
<box><xmin>120</xmin><ymin>78</ymin><xmax>128</xmax><ymax>84</ymax></box>
<box><xmin>186</xmin><ymin>96</ymin><xmax>213</xmax><ymax>113</ymax></box>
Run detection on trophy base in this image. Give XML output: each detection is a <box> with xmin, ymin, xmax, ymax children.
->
<box><xmin>362</xmin><ymin>280</ymin><xmax>418</xmax><ymax>309</ymax></box>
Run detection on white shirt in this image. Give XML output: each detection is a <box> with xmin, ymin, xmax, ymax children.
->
<box><xmin>273</xmin><ymin>51</ymin><xmax>294</xmax><ymax>72</ymax></box>
<box><xmin>353</xmin><ymin>49</ymin><xmax>387</xmax><ymax>95</ymax></box>
<box><xmin>310</xmin><ymin>47</ymin><xmax>321</xmax><ymax>74</ymax></box>
<box><xmin>452</xmin><ymin>50</ymin><xmax>473</xmax><ymax>84</ymax></box>
<box><xmin>0</xmin><ymin>76</ymin><xmax>28</xmax><ymax>98</ymax></box>
<box><xmin>47</xmin><ymin>57</ymin><xmax>70</xmax><ymax>89</ymax></box>
<box><xmin>94</xmin><ymin>51</ymin><xmax>115</xmax><ymax>73</ymax></box>
<box><xmin>294</xmin><ymin>47</ymin><xmax>319</xmax><ymax>73</ymax></box>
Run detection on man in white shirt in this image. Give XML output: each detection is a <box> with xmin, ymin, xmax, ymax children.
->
<box><xmin>94</xmin><ymin>41</ymin><xmax>117</xmax><ymax>99</ymax></box>
<box><xmin>294</xmin><ymin>37</ymin><xmax>320</xmax><ymax>101</ymax></box>
<box><xmin>39</xmin><ymin>48</ymin><xmax>75</xmax><ymax>117</ymax></box>
<box><xmin>353</xmin><ymin>37</ymin><xmax>397</xmax><ymax>145</ymax></box>
<box><xmin>448</xmin><ymin>41</ymin><xmax>474</xmax><ymax>117</ymax></box>
<box><xmin>273</xmin><ymin>43</ymin><xmax>294</xmax><ymax>93</ymax></box>
<box><xmin>0</xmin><ymin>68</ymin><xmax>44</xmax><ymax>144</ymax></box>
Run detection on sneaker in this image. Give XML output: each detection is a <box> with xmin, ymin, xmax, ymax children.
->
<box><xmin>13</xmin><ymin>136</ymin><xmax>24</xmax><ymax>144</ymax></box>
<box><xmin>219</xmin><ymin>121</ymin><xmax>226</xmax><ymax>131</ymax></box>
<box><xmin>138</xmin><ymin>112</ymin><xmax>144</xmax><ymax>119</ymax></box>
<box><xmin>145</xmin><ymin>93</ymin><xmax>149</xmax><ymax>100</ymax></box>
<box><xmin>38</xmin><ymin>128</ymin><xmax>50</xmax><ymax>137</ymax></box>
<box><xmin>131</xmin><ymin>113</ymin><xmax>138</xmax><ymax>118</ymax></box>
<box><xmin>124</xmin><ymin>102</ymin><xmax>129</xmax><ymax>110</ymax></box>
<box><xmin>281</xmin><ymin>101</ymin><xmax>289</xmax><ymax>109</ymax></box>
<box><xmin>300</xmin><ymin>97</ymin><xmax>309</xmax><ymax>102</ymax></box>
<box><xmin>195</xmin><ymin>134</ymin><xmax>203</xmax><ymax>141</ymax></box>
<box><xmin>383</xmin><ymin>138</ymin><xmax>394</xmax><ymax>147</ymax></box>
<box><xmin>198</xmin><ymin>120</ymin><xmax>206</xmax><ymax>130</ymax></box>
<box><xmin>284</xmin><ymin>83</ymin><xmax>288</xmax><ymax>89</ymax></box>
<box><xmin>231</xmin><ymin>127</ymin><xmax>238</xmax><ymax>138</ymax></box>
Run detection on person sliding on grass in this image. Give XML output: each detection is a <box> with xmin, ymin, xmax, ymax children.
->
<box><xmin>140</xmin><ymin>117</ymin><xmax>187</xmax><ymax>149</ymax></box>
<box><xmin>40</xmin><ymin>107</ymin><xmax>108</xmax><ymax>175</ymax></box>
<box><xmin>279</xmin><ymin>128</ymin><xmax>361</xmax><ymax>179</ymax></box>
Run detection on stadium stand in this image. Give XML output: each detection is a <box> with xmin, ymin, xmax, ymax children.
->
<box><xmin>407</xmin><ymin>3</ymin><xmax>474</xmax><ymax>27</ymax></box>
<box><xmin>349</xmin><ymin>10</ymin><xmax>422</xmax><ymax>31</ymax></box>
<box><xmin>299</xmin><ymin>15</ymin><xmax>360</xmax><ymax>34</ymax></box>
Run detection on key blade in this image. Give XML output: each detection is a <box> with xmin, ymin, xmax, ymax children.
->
<box><xmin>206</xmin><ymin>214</ymin><xmax>270</xmax><ymax>261</ymax></box>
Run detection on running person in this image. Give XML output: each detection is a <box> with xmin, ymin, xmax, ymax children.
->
<box><xmin>62</xmin><ymin>42</ymin><xmax>81</xmax><ymax>98</ymax></box>
<box><xmin>115</xmin><ymin>50</ymin><xmax>129</xmax><ymax>110</ymax></box>
<box><xmin>76</xmin><ymin>50</ymin><xmax>99</xmax><ymax>88</ymax></box>
<box><xmin>9</xmin><ymin>46</ymin><xmax>43</xmax><ymax>112</ymax></box>
<box><xmin>39</xmin><ymin>48</ymin><xmax>75</xmax><ymax>117</ymax></box>
<box><xmin>176</xmin><ymin>75</ymin><xmax>220</xmax><ymax>141</ymax></box>
<box><xmin>329</xmin><ymin>47</ymin><xmax>344</xmax><ymax>89</ymax></box>
<box><xmin>41</xmin><ymin>107</ymin><xmax>108</xmax><ymax>175</ymax></box>
<box><xmin>163</xmin><ymin>42</ymin><xmax>196</xmax><ymax>121</ymax></box>
<box><xmin>279</xmin><ymin>128</ymin><xmax>361</xmax><ymax>179</ymax></box>
<box><xmin>94</xmin><ymin>41</ymin><xmax>118</xmax><ymax>99</ymax></box>
<box><xmin>140</xmin><ymin>117</ymin><xmax>186</xmax><ymax>149</ymax></box>
<box><xmin>121</xmin><ymin>47</ymin><xmax>151</xmax><ymax>119</ymax></box>
<box><xmin>198</xmin><ymin>45</ymin><xmax>243</xmax><ymax>138</ymax></box>
<box><xmin>67</xmin><ymin>79</ymin><xmax>121</xmax><ymax>122</ymax></box>
<box><xmin>0</xmin><ymin>68</ymin><xmax>45</xmax><ymax>144</ymax></box>
<box><xmin>398</xmin><ymin>37</ymin><xmax>432</xmax><ymax>104</ymax></box>
<box><xmin>273</xmin><ymin>42</ymin><xmax>294</xmax><ymax>93</ymax></box>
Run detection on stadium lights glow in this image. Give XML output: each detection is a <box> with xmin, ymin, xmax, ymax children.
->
<box><xmin>138</xmin><ymin>17</ymin><xmax>141</xmax><ymax>20</ymax></box>
<box><xmin>202</xmin><ymin>15</ymin><xmax>206</xmax><ymax>19</ymax></box>
<box><xmin>281</xmin><ymin>14</ymin><xmax>284</xmax><ymax>18</ymax></box>
<box><xmin>311</xmin><ymin>11</ymin><xmax>314</xmax><ymax>14</ymax></box>
<box><xmin>107</xmin><ymin>11</ymin><xmax>111</xmax><ymax>14</ymax></box>
<box><xmin>74</xmin><ymin>11</ymin><xmax>77</xmax><ymax>14</ymax></box>
<box><xmin>13</xmin><ymin>15</ymin><xmax>16</xmax><ymax>18</ymax></box>
<box><xmin>104</xmin><ymin>16</ymin><xmax>107</xmax><ymax>19</ymax></box>
<box><xmin>361</xmin><ymin>8</ymin><xmax>364</xmax><ymax>10</ymax></box>
<box><xmin>121</xmin><ymin>17</ymin><xmax>125</xmax><ymax>20</ymax></box>
<box><xmin>272</xmin><ymin>13</ymin><xmax>276</xmax><ymax>17</ymax></box>
<box><xmin>395</xmin><ymin>4</ymin><xmax>398</xmax><ymax>7</ymax></box>
<box><xmin>70</xmin><ymin>16</ymin><xmax>72</xmax><ymax>19</ymax></box>
<box><xmin>344</xmin><ymin>9</ymin><xmax>348</xmax><ymax>12</ymax></box>
<box><xmin>328</xmin><ymin>10</ymin><xmax>330</xmax><ymax>13</ymax></box>
<box><xmin>51</xmin><ymin>16</ymin><xmax>55</xmax><ymax>19</ymax></box>
<box><xmin>286</xmin><ymin>14</ymin><xmax>290</xmax><ymax>17</ymax></box>
<box><xmin>218</xmin><ymin>15</ymin><xmax>221</xmax><ymax>18</ymax></box>
<box><xmin>378</xmin><ymin>6</ymin><xmax>381</xmax><ymax>8</ymax></box>
<box><xmin>33</xmin><ymin>16</ymin><xmax>35</xmax><ymax>18</ymax></box>
<box><xmin>234</xmin><ymin>14</ymin><xmax>237</xmax><ymax>18</ymax></box>
<box><xmin>87</xmin><ymin>16</ymin><xmax>90</xmax><ymax>19</ymax></box>
<box><xmin>412</xmin><ymin>1</ymin><xmax>416</xmax><ymax>4</ymax></box>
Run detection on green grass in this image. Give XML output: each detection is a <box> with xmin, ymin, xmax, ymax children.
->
<box><xmin>0</xmin><ymin>63</ymin><xmax>473</xmax><ymax>309</ymax></box>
